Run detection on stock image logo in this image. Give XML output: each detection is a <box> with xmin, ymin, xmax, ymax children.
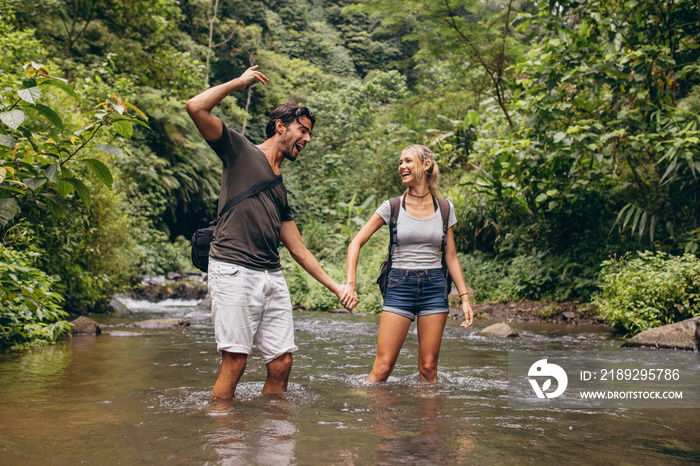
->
<box><xmin>528</xmin><ymin>358</ymin><xmax>568</xmax><ymax>399</ymax></box>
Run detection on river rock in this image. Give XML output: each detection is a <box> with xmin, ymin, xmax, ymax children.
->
<box><xmin>141</xmin><ymin>275</ymin><xmax>167</xmax><ymax>286</ymax></box>
<box><xmin>622</xmin><ymin>316</ymin><xmax>700</xmax><ymax>351</ymax></box>
<box><xmin>70</xmin><ymin>316</ymin><xmax>101</xmax><ymax>336</ymax></box>
<box><xmin>131</xmin><ymin>280</ymin><xmax>208</xmax><ymax>302</ymax></box>
<box><xmin>477</xmin><ymin>322</ymin><xmax>519</xmax><ymax>338</ymax></box>
<box><xmin>166</xmin><ymin>271</ymin><xmax>184</xmax><ymax>281</ymax></box>
<box><xmin>182</xmin><ymin>270</ymin><xmax>207</xmax><ymax>282</ymax></box>
<box><xmin>198</xmin><ymin>297</ymin><xmax>212</xmax><ymax>309</ymax></box>
<box><xmin>108</xmin><ymin>295</ymin><xmax>131</xmax><ymax>315</ymax></box>
<box><xmin>130</xmin><ymin>318</ymin><xmax>191</xmax><ymax>329</ymax></box>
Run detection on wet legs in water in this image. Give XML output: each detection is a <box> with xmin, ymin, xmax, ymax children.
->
<box><xmin>262</xmin><ymin>353</ymin><xmax>292</xmax><ymax>394</ymax></box>
<box><xmin>416</xmin><ymin>313</ymin><xmax>448</xmax><ymax>382</ymax></box>
<box><xmin>367</xmin><ymin>312</ymin><xmax>448</xmax><ymax>383</ymax></box>
<box><xmin>212</xmin><ymin>351</ymin><xmax>292</xmax><ymax>399</ymax></box>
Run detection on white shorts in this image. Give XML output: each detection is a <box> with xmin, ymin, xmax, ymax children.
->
<box><xmin>207</xmin><ymin>259</ymin><xmax>298</xmax><ymax>363</ymax></box>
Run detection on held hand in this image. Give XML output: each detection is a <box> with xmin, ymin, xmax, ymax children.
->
<box><xmin>460</xmin><ymin>299</ymin><xmax>474</xmax><ymax>328</ymax></box>
<box><xmin>339</xmin><ymin>282</ymin><xmax>358</xmax><ymax>310</ymax></box>
<box><xmin>346</xmin><ymin>292</ymin><xmax>359</xmax><ymax>310</ymax></box>
<box><xmin>238</xmin><ymin>65</ymin><xmax>269</xmax><ymax>88</ymax></box>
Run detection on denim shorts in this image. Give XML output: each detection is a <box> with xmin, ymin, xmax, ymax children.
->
<box><xmin>207</xmin><ymin>259</ymin><xmax>298</xmax><ymax>362</ymax></box>
<box><xmin>381</xmin><ymin>268</ymin><xmax>449</xmax><ymax>321</ymax></box>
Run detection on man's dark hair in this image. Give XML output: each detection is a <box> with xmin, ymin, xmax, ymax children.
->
<box><xmin>265</xmin><ymin>103</ymin><xmax>316</xmax><ymax>139</ymax></box>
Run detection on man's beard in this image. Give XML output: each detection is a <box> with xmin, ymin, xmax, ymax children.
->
<box><xmin>282</xmin><ymin>139</ymin><xmax>298</xmax><ymax>162</ymax></box>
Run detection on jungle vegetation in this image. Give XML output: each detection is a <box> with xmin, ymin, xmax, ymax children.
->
<box><xmin>1</xmin><ymin>0</ymin><xmax>698</xmax><ymax>347</ymax></box>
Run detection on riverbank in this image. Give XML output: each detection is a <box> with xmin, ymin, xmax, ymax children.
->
<box><xmin>116</xmin><ymin>274</ymin><xmax>609</xmax><ymax>327</ymax></box>
<box><xmin>463</xmin><ymin>300</ymin><xmax>609</xmax><ymax>326</ymax></box>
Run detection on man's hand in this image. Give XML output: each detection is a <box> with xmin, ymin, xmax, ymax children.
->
<box><xmin>337</xmin><ymin>283</ymin><xmax>358</xmax><ymax>310</ymax></box>
<box><xmin>186</xmin><ymin>65</ymin><xmax>269</xmax><ymax>142</ymax></box>
<box><xmin>238</xmin><ymin>65</ymin><xmax>269</xmax><ymax>88</ymax></box>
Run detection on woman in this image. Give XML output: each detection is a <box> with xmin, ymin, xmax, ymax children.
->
<box><xmin>340</xmin><ymin>144</ymin><xmax>474</xmax><ymax>383</ymax></box>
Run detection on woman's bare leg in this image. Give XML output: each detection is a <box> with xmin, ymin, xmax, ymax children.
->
<box><xmin>416</xmin><ymin>313</ymin><xmax>448</xmax><ymax>382</ymax></box>
<box><xmin>367</xmin><ymin>312</ymin><xmax>412</xmax><ymax>382</ymax></box>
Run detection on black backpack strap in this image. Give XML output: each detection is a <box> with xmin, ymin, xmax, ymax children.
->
<box><xmin>438</xmin><ymin>198</ymin><xmax>450</xmax><ymax>248</ymax></box>
<box><xmin>437</xmin><ymin>198</ymin><xmax>452</xmax><ymax>298</ymax></box>
<box><xmin>387</xmin><ymin>196</ymin><xmax>401</xmax><ymax>258</ymax></box>
<box><xmin>217</xmin><ymin>175</ymin><xmax>284</xmax><ymax>221</ymax></box>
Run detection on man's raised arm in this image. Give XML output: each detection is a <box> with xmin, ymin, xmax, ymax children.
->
<box><xmin>185</xmin><ymin>66</ymin><xmax>268</xmax><ymax>142</ymax></box>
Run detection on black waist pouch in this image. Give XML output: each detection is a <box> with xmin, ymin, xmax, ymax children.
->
<box><xmin>191</xmin><ymin>221</ymin><xmax>216</xmax><ymax>273</ymax></box>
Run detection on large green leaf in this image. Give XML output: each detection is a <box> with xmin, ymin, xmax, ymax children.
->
<box><xmin>553</xmin><ymin>132</ymin><xmax>567</xmax><ymax>143</ymax></box>
<box><xmin>57</xmin><ymin>179</ymin><xmax>73</xmax><ymax>198</ymax></box>
<box><xmin>112</xmin><ymin>120</ymin><xmax>133</xmax><ymax>139</ymax></box>
<box><xmin>17</xmin><ymin>86</ymin><xmax>41</xmax><ymax>105</ymax></box>
<box><xmin>45</xmin><ymin>163</ymin><xmax>60</xmax><ymax>183</ymax></box>
<box><xmin>35</xmin><ymin>104</ymin><xmax>63</xmax><ymax>129</ymax></box>
<box><xmin>0</xmin><ymin>134</ymin><xmax>16</xmax><ymax>148</ymax></box>
<box><xmin>40</xmin><ymin>193</ymin><xmax>69</xmax><ymax>218</ymax></box>
<box><xmin>67</xmin><ymin>178</ymin><xmax>91</xmax><ymax>208</ymax></box>
<box><xmin>466</xmin><ymin>110</ymin><xmax>479</xmax><ymax>126</ymax></box>
<box><xmin>0</xmin><ymin>110</ymin><xmax>26</xmax><ymax>130</ymax></box>
<box><xmin>0</xmin><ymin>185</ymin><xmax>25</xmax><ymax>194</ymax></box>
<box><xmin>83</xmin><ymin>159</ymin><xmax>113</xmax><ymax>189</ymax></box>
<box><xmin>93</xmin><ymin>143</ymin><xmax>124</xmax><ymax>158</ymax></box>
<box><xmin>0</xmin><ymin>198</ymin><xmax>18</xmax><ymax>226</ymax></box>
<box><xmin>23</xmin><ymin>177</ymin><xmax>47</xmax><ymax>190</ymax></box>
<box><xmin>122</xmin><ymin>101</ymin><xmax>149</xmax><ymax>122</ymax></box>
<box><xmin>129</xmin><ymin>117</ymin><xmax>150</xmax><ymax>130</ymax></box>
<box><xmin>39</xmin><ymin>79</ymin><xmax>79</xmax><ymax>100</ymax></box>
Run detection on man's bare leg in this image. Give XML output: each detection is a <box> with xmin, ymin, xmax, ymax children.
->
<box><xmin>262</xmin><ymin>353</ymin><xmax>293</xmax><ymax>394</ymax></box>
<box><xmin>212</xmin><ymin>351</ymin><xmax>247</xmax><ymax>399</ymax></box>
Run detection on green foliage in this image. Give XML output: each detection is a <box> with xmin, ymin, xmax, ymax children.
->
<box><xmin>115</xmin><ymin>89</ymin><xmax>221</xmax><ymax>239</ymax></box>
<box><xmin>0</xmin><ymin>12</ymin><xmax>46</xmax><ymax>81</ymax></box>
<box><xmin>538</xmin><ymin>303</ymin><xmax>560</xmax><ymax>319</ymax></box>
<box><xmin>422</xmin><ymin>0</ymin><xmax>700</xmax><ymax>306</ymax></box>
<box><xmin>0</xmin><ymin>62</ymin><xmax>148</xmax><ymax>225</ymax></box>
<box><xmin>468</xmin><ymin>0</ymin><xmax>699</xmax><ymax>251</ymax></box>
<box><xmin>11</xmin><ymin>0</ymin><xmax>204</xmax><ymax>100</ymax></box>
<box><xmin>349</xmin><ymin>0</ymin><xmax>531</xmax><ymax>125</ymax></box>
<box><xmin>457</xmin><ymin>251</ymin><xmax>597</xmax><ymax>302</ymax></box>
<box><xmin>0</xmin><ymin>56</ymin><xmax>152</xmax><ymax>313</ymax></box>
<box><xmin>21</xmin><ymin>183</ymin><xmax>135</xmax><ymax>313</ymax></box>
<box><xmin>132</xmin><ymin>230</ymin><xmax>192</xmax><ymax>277</ymax></box>
<box><xmin>594</xmin><ymin>251</ymin><xmax>700</xmax><ymax>336</ymax></box>
<box><xmin>0</xmin><ymin>246</ymin><xmax>71</xmax><ymax>349</ymax></box>
<box><xmin>334</xmin><ymin>193</ymin><xmax>376</xmax><ymax>246</ymax></box>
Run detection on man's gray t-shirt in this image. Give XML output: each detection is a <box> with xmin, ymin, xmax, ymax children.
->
<box><xmin>375</xmin><ymin>198</ymin><xmax>457</xmax><ymax>270</ymax></box>
<box><xmin>206</xmin><ymin>123</ymin><xmax>293</xmax><ymax>271</ymax></box>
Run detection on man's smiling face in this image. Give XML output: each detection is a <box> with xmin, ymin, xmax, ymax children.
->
<box><xmin>280</xmin><ymin>117</ymin><xmax>313</xmax><ymax>162</ymax></box>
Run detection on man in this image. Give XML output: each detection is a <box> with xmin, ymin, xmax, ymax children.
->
<box><xmin>186</xmin><ymin>66</ymin><xmax>357</xmax><ymax>399</ymax></box>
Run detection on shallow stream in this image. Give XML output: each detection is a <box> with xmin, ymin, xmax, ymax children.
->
<box><xmin>0</xmin><ymin>299</ymin><xmax>698</xmax><ymax>465</ymax></box>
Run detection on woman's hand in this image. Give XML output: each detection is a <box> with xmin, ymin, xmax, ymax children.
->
<box><xmin>461</xmin><ymin>297</ymin><xmax>474</xmax><ymax>328</ymax></box>
<box><xmin>339</xmin><ymin>282</ymin><xmax>358</xmax><ymax>310</ymax></box>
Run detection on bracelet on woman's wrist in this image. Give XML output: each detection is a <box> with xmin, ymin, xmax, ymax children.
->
<box><xmin>459</xmin><ymin>291</ymin><xmax>469</xmax><ymax>298</ymax></box>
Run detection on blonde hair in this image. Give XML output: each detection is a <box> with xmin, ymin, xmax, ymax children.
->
<box><xmin>401</xmin><ymin>144</ymin><xmax>440</xmax><ymax>197</ymax></box>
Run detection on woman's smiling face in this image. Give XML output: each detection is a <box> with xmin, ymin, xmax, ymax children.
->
<box><xmin>398</xmin><ymin>151</ymin><xmax>429</xmax><ymax>186</ymax></box>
